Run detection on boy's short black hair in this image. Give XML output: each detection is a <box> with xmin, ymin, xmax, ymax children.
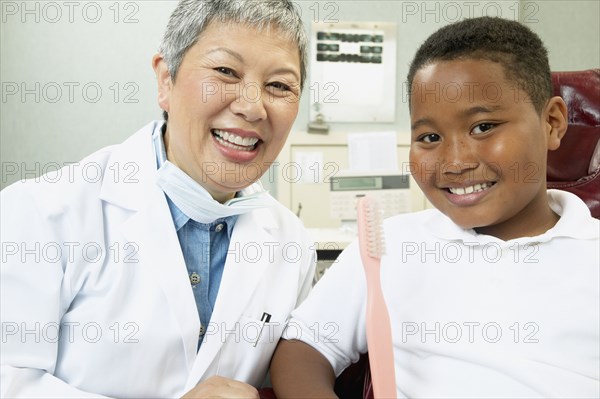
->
<box><xmin>407</xmin><ymin>17</ymin><xmax>552</xmax><ymax>113</ymax></box>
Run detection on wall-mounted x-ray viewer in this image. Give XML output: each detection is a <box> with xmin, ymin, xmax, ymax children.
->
<box><xmin>310</xmin><ymin>21</ymin><xmax>397</xmax><ymax>123</ymax></box>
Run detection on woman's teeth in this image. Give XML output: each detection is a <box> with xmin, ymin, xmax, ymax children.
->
<box><xmin>213</xmin><ymin>129</ymin><xmax>259</xmax><ymax>151</ymax></box>
<box><xmin>449</xmin><ymin>182</ymin><xmax>493</xmax><ymax>195</ymax></box>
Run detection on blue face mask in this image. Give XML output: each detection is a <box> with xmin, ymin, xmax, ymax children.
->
<box><xmin>155</xmin><ymin>160</ymin><xmax>274</xmax><ymax>224</ymax></box>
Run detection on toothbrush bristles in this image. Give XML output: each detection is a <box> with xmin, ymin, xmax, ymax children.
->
<box><xmin>364</xmin><ymin>199</ymin><xmax>385</xmax><ymax>259</ymax></box>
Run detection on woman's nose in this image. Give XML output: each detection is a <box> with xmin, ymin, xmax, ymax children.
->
<box><xmin>228</xmin><ymin>82</ymin><xmax>267</xmax><ymax>122</ymax></box>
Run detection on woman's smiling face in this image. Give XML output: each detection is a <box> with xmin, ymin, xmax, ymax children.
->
<box><xmin>154</xmin><ymin>22</ymin><xmax>301</xmax><ymax>203</ymax></box>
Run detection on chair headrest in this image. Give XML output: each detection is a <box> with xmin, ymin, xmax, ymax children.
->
<box><xmin>551</xmin><ymin>69</ymin><xmax>600</xmax><ymax>126</ymax></box>
<box><xmin>547</xmin><ymin>70</ymin><xmax>600</xmax><ymax>182</ymax></box>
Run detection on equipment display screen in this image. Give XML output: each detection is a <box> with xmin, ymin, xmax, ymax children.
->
<box><xmin>331</xmin><ymin>177</ymin><xmax>382</xmax><ymax>191</ymax></box>
<box><xmin>331</xmin><ymin>175</ymin><xmax>409</xmax><ymax>191</ymax></box>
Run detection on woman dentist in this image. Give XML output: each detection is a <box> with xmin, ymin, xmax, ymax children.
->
<box><xmin>0</xmin><ymin>0</ymin><xmax>315</xmax><ymax>397</ymax></box>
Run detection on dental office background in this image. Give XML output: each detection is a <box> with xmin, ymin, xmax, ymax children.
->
<box><xmin>2</xmin><ymin>0</ymin><xmax>599</xmax><ymax>198</ymax></box>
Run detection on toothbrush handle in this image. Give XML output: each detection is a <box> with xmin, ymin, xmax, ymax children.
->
<box><xmin>364</xmin><ymin>258</ymin><xmax>397</xmax><ymax>399</ymax></box>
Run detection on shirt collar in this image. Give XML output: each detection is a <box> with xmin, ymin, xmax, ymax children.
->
<box><xmin>424</xmin><ymin>189</ymin><xmax>598</xmax><ymax>245</ymax></box>
<box><xmin>165</xmin><ymin>194</ymin><xmax>237</xmax><ymax>236</ymax></box>
<box><xmin>544</xmin><ymin>189</ymin><xmax>598</xmax><ymax>240</ymax></box>
<box><xmin>152</xmin><ymin>121</ymin><xmax>168</xmax><ymax>168</ymax></box>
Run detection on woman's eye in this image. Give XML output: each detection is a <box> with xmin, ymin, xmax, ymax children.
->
<box><xmin>418</xmin><ymin>133</ymin><xmax>440</xmax><ymax>143</ymax></box>
<box><xmin>268</xmin><ymin>81</ymin><xmax>291</xmax><ymax>92</ymax></box>
<box><xmin>215</xmin><ymin>67</ymin><xmax>236</xmax><ymax>77</ymax></box>
<box><xmin>472</xmin><ymin>123</ymin><xmax>496</xmax><ymax>135</ymax></box>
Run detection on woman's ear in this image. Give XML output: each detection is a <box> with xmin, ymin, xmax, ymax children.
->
<box><xmin>152</xmin><ymin>54</ymin><xmax>172</xmax><ymax>113</ymax></box>
<box><xmin>544</xmin><ymin>96</ymin><xmax>568</xmax><ymax>151</ymax></box>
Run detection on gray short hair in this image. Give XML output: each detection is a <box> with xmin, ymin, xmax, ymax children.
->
<box><xmin>159</xmin><ymin>0</ymin><xmax>307</xmax><ymax>90</ymax></box>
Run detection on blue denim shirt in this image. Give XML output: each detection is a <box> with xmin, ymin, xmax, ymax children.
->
<box><xmin>153</xmin><ymin>123</ymin><xmax>238</xmax><ymax>349</ymax></box>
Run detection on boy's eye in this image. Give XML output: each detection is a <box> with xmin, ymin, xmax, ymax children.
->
<box><xmin>471</xmin><ymin>123</ymin><xmax>496</xmax><ymax>135</ymax></box>
<box><xmin>417</xmin><ymin>133</ymin><xmax>441</xmax><ymax>143</ymax></box>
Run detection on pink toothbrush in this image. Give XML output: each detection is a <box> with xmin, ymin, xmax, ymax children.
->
<box><xmin>357</xmin><ymin>196</ymin><xmax>397</xmax><ymax>399</ymax></box>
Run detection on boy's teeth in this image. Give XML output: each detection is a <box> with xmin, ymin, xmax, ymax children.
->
<box><xmin>213</xmin><ymin>129</ymin><xmax>259</xmax><ymax>147</ymax></box>
<box><xmin>449</xmin><ymin>182</ymin><xmax>492</xmax><ymax>195</ymax></box>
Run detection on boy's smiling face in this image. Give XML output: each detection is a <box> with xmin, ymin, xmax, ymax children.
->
<box><xmin>409</xmin><ymin>59</ymin><xmax>567</xmax><ymax>240</ymax></box>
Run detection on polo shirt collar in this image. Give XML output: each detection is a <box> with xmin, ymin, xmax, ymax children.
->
<box><xmin>424</xmin><ymin>189</ymin><xmax>598</xmax><ymax>245</ymax></box>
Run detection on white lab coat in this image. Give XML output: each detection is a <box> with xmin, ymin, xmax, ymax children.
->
<box><xmin>0</xmin><ymin>121</ymin><xmax>316</xmax><ymax>398</ymax></box>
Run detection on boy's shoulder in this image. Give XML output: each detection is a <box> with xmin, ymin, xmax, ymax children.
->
<box><xmin>547</xmin><ymin>189</ymin><xmax>599</xmax><ymax>240</ymax></box>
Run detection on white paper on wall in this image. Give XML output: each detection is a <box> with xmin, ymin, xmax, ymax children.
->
<box><xmin>347</xmin><ymin>132</ymin><xmax>398</xmax><ymax>171</ymax></box>
<box><xmin>293</xmin><ymin>151</ymin><xmax>324</xmax><ymax>184</ymax></box>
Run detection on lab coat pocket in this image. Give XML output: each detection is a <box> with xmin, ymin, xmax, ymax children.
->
<box><xmin>216</xmin><ymin>314</ymin><xmax>286</xmax><ymax>385</ymax></box>
<box><xmin>239</xmin><ymin>313</ymin><xmax>285</xmax><ymax>347</ymax></box>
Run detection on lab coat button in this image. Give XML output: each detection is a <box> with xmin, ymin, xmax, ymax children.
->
<box><xmin>190</xmin><ymin>272</ymin><xmax>201</xmax><ymax>286</ymax></box>
<box><xmin>215</xmin><ymin>223</ymin><xmax>224</xmax><ymax>232</ymax></box>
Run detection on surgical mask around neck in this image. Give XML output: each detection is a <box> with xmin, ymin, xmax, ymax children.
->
<box><xmin>156</xmin><ymin>160</ymin><xmax>272</xmax><ymax>224</ymax></box>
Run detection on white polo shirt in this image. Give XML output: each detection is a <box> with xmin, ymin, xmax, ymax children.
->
<box><xmin>284</xmin><ymin>190</ymin><xmax>599</xmax><ymax>398</ymax></box>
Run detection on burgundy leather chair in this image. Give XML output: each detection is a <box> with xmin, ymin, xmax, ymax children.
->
<box><xmin>547</xmin><ymin>69</ymin><xmax>600</xmax><ymax>218</ymax></box>
<box><xmin>259</xmin><ymin>69</ymin><xmax>600</xmax><ymax>399</ymax></box>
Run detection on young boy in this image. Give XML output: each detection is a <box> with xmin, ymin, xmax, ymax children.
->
<box><xmin>270</xmin><ymin>17</ymin><xmax>599</xmax><ymax>398</ymax></box>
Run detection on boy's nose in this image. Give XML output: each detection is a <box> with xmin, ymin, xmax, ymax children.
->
<box><xmin>441</xmin><ymin>136</ymin><xmax>478</xmax><ymax>174</ymax></box>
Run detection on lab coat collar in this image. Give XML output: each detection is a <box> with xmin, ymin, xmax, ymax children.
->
<box><xmin>99</xmin><ymin>122</ymin><xmax>200</xmax><ymax>368</ymax></box>
<box><xmin>98</xmin><ymin>121</ymin><xmax>161</xmax><ymax>211</ymax></box>
<box><xmin>120</xmin><ymin>180</ymin><xmax>201</xmax><ymax>369</ymax></box>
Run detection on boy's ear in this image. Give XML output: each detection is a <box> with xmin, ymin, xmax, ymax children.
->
<box><xmin>152</xmin><ymin>54</ymin><xmax>172</xmax><ymax>114</ymax></box>
<box><xmin>544</xmin><ymin>96</ymin><xmax>568</xmax><ymax>151</ymax></box>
